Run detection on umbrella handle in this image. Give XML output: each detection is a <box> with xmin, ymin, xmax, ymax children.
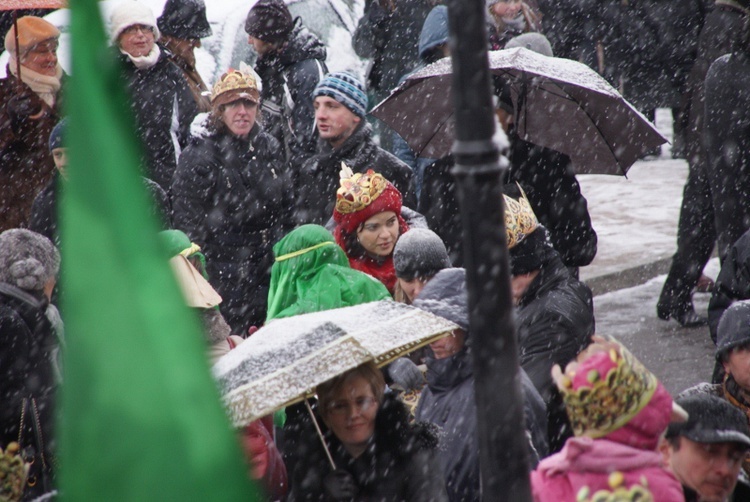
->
<box><xmin>13</xmin><ymin>11</ymin><xmax>23</xmax><ymax>92</ymax></box>
<box><xmin>305</xmin><ymin>399</ymin><xmax>337</xmax><ymax>471</ymax></box>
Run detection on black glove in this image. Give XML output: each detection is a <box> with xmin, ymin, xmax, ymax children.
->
<box><xmin>7</xmin><ymin>92</ymin><xmax>42</xmax><ymax>130</ymax></box>
<box><xmin>323</xmin><ymin>468</ymin><xmax>359</xmax><ymax>500</ymax></box>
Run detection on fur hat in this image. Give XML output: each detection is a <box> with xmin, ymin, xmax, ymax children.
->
<box><xmin>4</xmin><ymin>16</ymin><xmax>59</xmax><ymax>57</ymax></box>
<box><xmin>313</xmin><ymin>71</ymin><xmax>368</xmax><ymax>118</ymax></box>
<box><xmin>157</xmin><ymin>0</ymin><xmax>212</xmax><ymax>40</ymax></box>
<box><xmin>110</xmin><ymin>1</ymin><xmax>161</xmax><ymax>45</ymax></box>
<box><xmin>716</xmin><ymin>300</ymin><xmax>750</xmax><ymax>361</ymax></box>
<box><xmin>393</xmin><ymin>228</ymin><xmax>451</xmax><ymax>280</ymax></box>
<box><xmin>505</xmin><ymin>33</ymin><xmax>554</xmax><ymax>57</ymax></box>
<box><xmin>244</xmin><ymin>0</ymin><xmax>293</xmax><ymax>45</ymax></box>
<box><xmin>0</xmin><ymin>229</ymin><xmax>60</xmax><ymax>291</ymax></box>
<box><xmin>333</xmin><ymin>167</ymin><xmax>403</xmax><ymax>235</ymax></box>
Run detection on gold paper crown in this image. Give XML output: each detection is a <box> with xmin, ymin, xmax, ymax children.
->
<box><xmin>503</xmin><ymin>189</ymin><xmax>539</xmax><ymax>249</ymax></box>
<box><xmin>575</xmin><ymin>472</ymin><xmax>654</xmax><ymax>502</ymax></box>
<box><xmin>335</xmin><ymin>166</ymin><xmax>388</xmax><ymax>215</ymax></box>
<box><xmin>0</xmin><ymin>442</ymin><xmax>29</xmax><ymax>501</ymax></box>
<box><xmin>555</xmin><ymin>340</ymin><xmax>658</xmax><ymax>439</ymax></box>
<box><xmin>211</xmin><ymin>69</ymin><xmax>259</xmax><ymax>104</ymax></box>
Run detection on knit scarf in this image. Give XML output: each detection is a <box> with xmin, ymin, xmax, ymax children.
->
<box><xmin>9</xmin><ymin>58</ymin><xmax>62</xmax><ymax>108</ymax></box>
<box><xmin>121</xmin><ymin>44</ymin><xmax>161</xmax><ymax>70</ymax></box>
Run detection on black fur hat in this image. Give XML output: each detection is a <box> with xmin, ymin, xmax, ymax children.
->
<box><xmin>157</xmin><ymin>0</ymin><xmax>212</xmax><ymax>40</ymax></box>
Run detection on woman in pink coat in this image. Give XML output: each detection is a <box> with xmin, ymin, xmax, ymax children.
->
<box><xmin>531</xmin><ymin>338</ymin><xmax>687</xmax><ymax>501</ymax></box>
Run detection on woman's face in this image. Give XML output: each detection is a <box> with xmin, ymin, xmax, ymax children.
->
<box><xmin>491</xmin><ymin>0</ymin><xmax>523</xmax><ymax>20</ymax></box>
<box><xmin>221</xmin><ymin>99</ymin><xmax>258</xmax><ymax>137</ymax></box>
<box><xmin>118</xmin><ymin>24</ymin><xmax>156</xmax><ymax>58</ymax></box>
<box><xmin>356</xmin><ymin>211</ymin><xmax>399</xmax><ymax>257</ymax></box>
<box><xmin>322</xmin><ymin>375</ymin><xmax>379</xmax><ymax>457</ymax></box>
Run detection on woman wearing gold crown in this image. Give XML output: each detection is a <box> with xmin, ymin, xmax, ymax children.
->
<box><xmin>332</xmin><ymin>167</ymin><xmax>410</xmax><ymax>294</ymax></box>
<box><xmin>171</xmin><ymin>68</ymin><xmax>293</xmax><ymax>335</ymax></box>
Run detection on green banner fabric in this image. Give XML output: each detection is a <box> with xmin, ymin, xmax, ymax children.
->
<box><xmin>58</xmin><ymin>0</ymin><xmax>258</xmax><ymax>499</ymax></box>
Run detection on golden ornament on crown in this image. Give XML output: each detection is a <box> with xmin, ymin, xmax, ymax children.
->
<box><xmin>557</xmin><ymin>343</ymin><xmax>658</xmax><ymax>439</ymax></box>
<box><xmin>211</xmin><ymin>69</ymin><xmax>259</xmax><ymax>104</ymax></box>
<box><xmin>335</xmin><ymin>170</ymin><xmax>388</xmax><ymax>215</ymax></box>
<box><xmin>503</xmin><ymin>190</ymin><xmax>539</xmax><ymax>249</ymax></box>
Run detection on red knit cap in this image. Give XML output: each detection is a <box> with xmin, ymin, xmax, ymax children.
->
<box><xmin>333</xmin><ymin>169</ymin><xmax>403</xmax><ymax>234</ymax></box>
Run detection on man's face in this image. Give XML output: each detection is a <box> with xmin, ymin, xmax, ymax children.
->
<box><xmin>661</xmin><ymin>437</ymin><xmax>746</xmax><ymax>502</ymax></box>
<box><xmin>247</xmin><ymin>35</ymin><xmax>276</xmax><ymax>56</ymax></box>
<box><xmin>20</xmin><ymin>39</ymin><xmax>58</xmax><ymax>77</ymax></box>
<box><xmin>313</xmin><ymin>96</ymin><xmax>360</xmax><ymax>149</ymax></box>
<box><xmin>723</xmin><ymin>346</ymin><xmax>750</xmax><ymax>391</ymax></box>
<box><xmin>51</xmin><ymin>147</ymin><xmax>68</xmax><ymax>174</ymax></box>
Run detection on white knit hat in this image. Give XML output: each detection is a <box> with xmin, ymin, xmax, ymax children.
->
<box><xmin>109</xmin><ymin>1</ymin><xmax>160</xmax><ymax>45</ymax></box>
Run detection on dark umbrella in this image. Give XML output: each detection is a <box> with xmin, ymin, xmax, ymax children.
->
<box><xmin>371</xmin><ymin>47</ymin><xmax>667</xmax><ymax>176</ymax></box>
<box><xmin>2</xmin><ymin>1</ymin><xmax>65</xmax><ymax>91</ymax></box>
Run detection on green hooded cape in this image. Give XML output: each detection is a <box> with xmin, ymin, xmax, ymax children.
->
<box><xmin>266</xmin><ymin>224</ymin><xmax>391</xmax><ymax>322</ymax></box>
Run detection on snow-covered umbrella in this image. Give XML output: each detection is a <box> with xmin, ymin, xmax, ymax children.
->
<box><xmin>371</xmin><ymin>47</ymin><xmax>667</xmax><ymax>176</ymax></box>
<box><xmin>213</xmin><ymin>300</ymin><xmax>457</xmax><ymax>428</ymax></box>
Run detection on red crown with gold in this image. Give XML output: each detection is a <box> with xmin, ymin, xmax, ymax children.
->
<box><xmin>333</xmin><ymin>164</ymin><xmax>403</xmax><ymax>234</ymax></box>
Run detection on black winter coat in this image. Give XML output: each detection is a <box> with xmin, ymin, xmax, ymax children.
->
<box><xmin>118</xmin><ymin>49</ymin><xmax>198</xmax><ymax>189</ymax></box>
<box><xmin>287</xmin><ymin>393</ymin><xmax>448</xmax><ymax>501</ymax></box>
<box><xmin>704</xmin><ymin>48</ymin><xmax>750</xmax><ymax>259</ymax></box>
<box><xmin>254</xmin><ymin>20</ymin><xmax>327</xmax><ymax>175</ymax></box>
<box><xmin>352</xmin><ymin>0</ymin><xmax>431</xmax><ymax>100</ymax></box>
<box><xmin>296</xmin><ymin>121</ymin><xmax>416</xmax><ymax>225</ymax></box>
<box><xmin>0</xmin><ymin>283</ymin><xmax>57</xmax><ymax>498</ymax></box>
<box><xmin>515</xmin><ymin>246</ymin><xmax>594</xmax><ymax>451</ymax></box>
<box><xmin>171</xmin><ymin>124</ymin><xmax>293</xmax><ymax>331</ymax></box>
<box><xmin>506</xmin><ymin>135</ymin><xmax>597</xmax><ymax>270</ymax></box>
<box><xmin>709</xmin><ymin>228</ymin><xmax>750</xmax><ymax>343</ymax></box>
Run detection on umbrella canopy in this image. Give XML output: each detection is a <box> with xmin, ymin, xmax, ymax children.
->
<box><xmin>371</xmin><ymin>47</ymin><xmax>667</xmax><ymax>176</ymax></box>
<box><xmin>213</xmin><ymin>300</ymin><xmax>457</xmax><ymax>427</ymax></box>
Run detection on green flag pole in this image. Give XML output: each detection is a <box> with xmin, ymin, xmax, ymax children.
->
<box><xmin>59</xmin><ymin>0</ymin><xmax>259</xmax><ymax>499</ymax></box>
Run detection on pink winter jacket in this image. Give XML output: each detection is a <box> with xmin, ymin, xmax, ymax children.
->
<box><xmin>530</xmin><ymin>437</ymin><xmax>685</xmax><ymax>501</ymax></box>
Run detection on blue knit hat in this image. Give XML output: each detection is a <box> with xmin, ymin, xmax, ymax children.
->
<box><xmin>49</xmin><ymin>118</ymin><xmax>66</xmax><ymax>152</ymax></box>
<box><xmin>313</xmin><ymin>71</ymin><xmax>368</xmax><ymax>117</ymax></box>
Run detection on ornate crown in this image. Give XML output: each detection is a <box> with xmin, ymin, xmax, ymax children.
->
<box><xmin>503</xmin><ymin>189</ymin><xmax>539</xmax><ymax>249</ymax></box>
<box><xmin>554</xmin><ymin>339</ymin><xmax>658</xmax><ymax>439</ymax></box>
<box><xmin>575</xmin><ymin>472</ymin><xmax>654</xmax><ymax>502</ymax></box>
<box><xmin>0</xmin><ymin>442</ymin><xmax>29</xmax><ymax>501</ymax></box>
<box><xmin>211</xmin><ymin>69</ymin><xmax>260</xmax><ymax>104</ymax></box>
<box><xmin>335</xmin><ymin>167</ymin><xmax>388</xmax><ymax>215</ymax></box>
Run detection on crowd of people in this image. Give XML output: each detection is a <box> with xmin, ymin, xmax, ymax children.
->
<box><xmin>2</xmin><ymin>0</ymin><xmax>750</xmax><ymax>500</ymax></box>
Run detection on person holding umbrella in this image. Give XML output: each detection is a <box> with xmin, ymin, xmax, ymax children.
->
<box><xmin>286</xmin><ymin>362</ymin><xmax>448</xmax><ymax>501</ymax></box>
<box><xmin>332</xmin><ymin>167</ymin><xmax>410</xmax><ymax>295</ymax></box>
<box><xmin>0</xmin><ymin>16</ymin><xmax>64</xmax><ymax>233</ymax></box>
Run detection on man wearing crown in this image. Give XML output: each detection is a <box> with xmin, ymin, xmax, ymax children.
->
<box><xmin>296</xmin><ymin>71</ymin><xmax>416</xmax><ymax>224</ymax></box>
<box><xmin>503</xmin><ymin>186</ymin><xmax>595</xmax><ymax>453</ymax></box>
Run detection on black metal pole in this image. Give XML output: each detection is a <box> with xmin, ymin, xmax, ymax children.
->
<box><xmin>446</xmin><ymin>0</ymin><xmax>532</xmax><ymax>500</ymax></box>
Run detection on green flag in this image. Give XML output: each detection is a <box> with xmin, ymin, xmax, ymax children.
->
<box><xmin>59</xmin><ymin>1</ymin><xmax>258</xmax><ymax>499</ymax></box>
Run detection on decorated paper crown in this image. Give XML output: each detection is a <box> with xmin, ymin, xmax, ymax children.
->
<box><xmin>335</xmin><ymin>165</ymin><xmax>388</xmax><ymax>215</ymax></box>
<box><xmin>333</xmin><ymin>164</ymin><xmax>404</xmax><ymax>234</ymax></box>
<box><xmin>0</xmin><ymin>442</ymin><xmax>29</xmax><ymax>501</ymax></box>
<box><xmin>552</xmin><ymin>338</ymin><xmax>660</xmax><ymax>439</ymax></box>
<box><xmin>211</xmin><ymin>68</ymin><xmax>260</xmax><ymax>107</ymax></box>
<box><xmin>575</xmin><ymin>472</ymin><xmax>654</xmax><ymax>502</ymax></box>
<box><xmin>503</xmin><ymin>189</ymin><xmax>539</xmax><ymax>249</ymax></box>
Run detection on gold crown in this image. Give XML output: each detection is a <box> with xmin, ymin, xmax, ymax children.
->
<box><xmin>575</xmin><ymin>472</ymin><xmax>654</xmax><ymax>502</ymax></box>
<box><xmin>0</xmin><ymin>442</ymin><xmax>29</xmax><ymax>500</ymax></box>
<box><xmin>503</xmin><ymin>189</ymin><xmax>539</xmax><ymax>249</ymax></box>
<box><xmin>211</xmin><ymin>69</ymin><xmax>259</xmax><ymax>104</ymax></box>
<box><xmin>335</xmin><ymin>168</ymin><xmax>388</xmax><ymax>215</ymax></box>
<box><xmin>555</xmin><ymin>341</ymin><xmax>658</xmax><ymax>439</ymax></box>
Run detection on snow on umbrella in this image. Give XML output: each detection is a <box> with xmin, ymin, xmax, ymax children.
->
<box><xmin>213</xmin><ymin>300</ymin><xmax>458</xmax><ymax>428</ymax></box>
<box><xmin>371</xmin><ymin>47</ymin><xmax>667</xmax><ymax>176</ymax></box>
